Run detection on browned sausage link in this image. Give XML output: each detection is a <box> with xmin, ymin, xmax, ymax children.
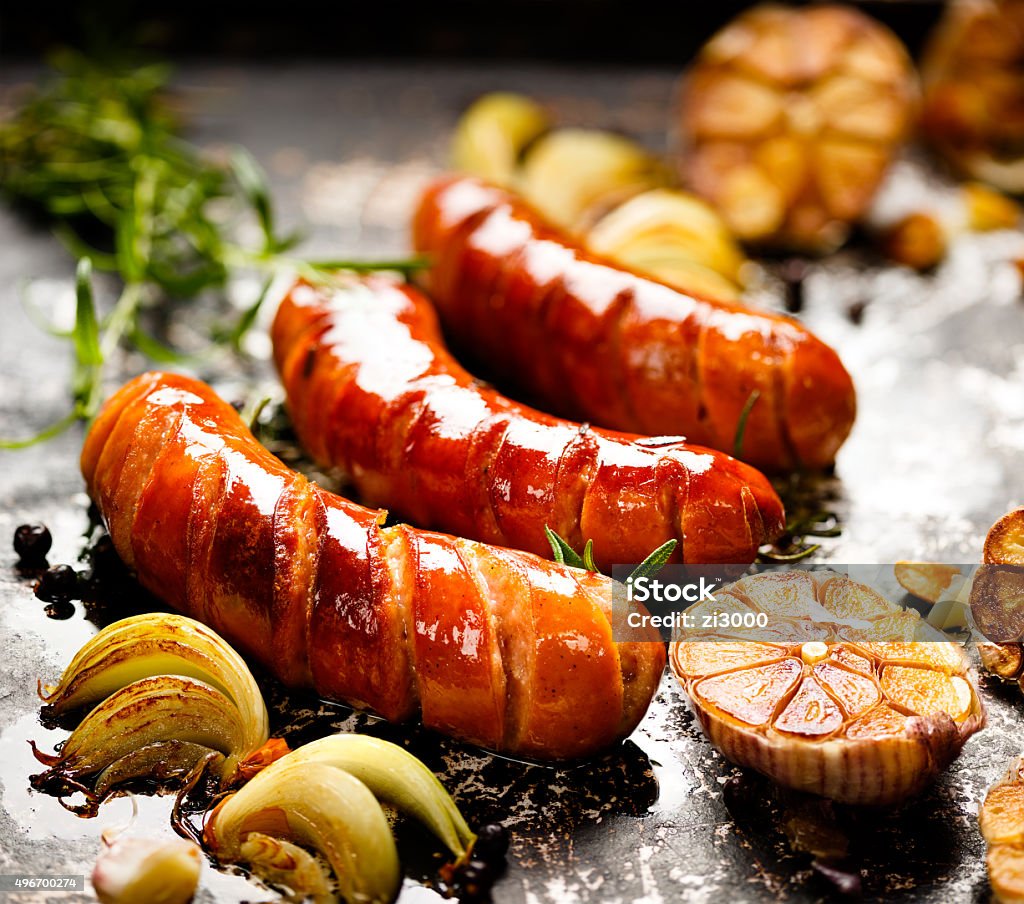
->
<box><xmin>80</xmin><ymin>372</ymin><xmax>666</xmax><ymax>760</ymax></box>
<box><xmin>412</xmin><ymin>175</ymin><xmax>857</xmax><ymax>473</ymax></box>
<box><xmin>271</xmin><ymin>275</ymin><xmax>785</xmax><ymax>567</ymax></box>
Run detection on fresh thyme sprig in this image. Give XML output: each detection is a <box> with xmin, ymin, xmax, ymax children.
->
<box><xmin>0</xmin><ymin>53</ymin><xmax>424</xmax><ymax>448</ymax></box>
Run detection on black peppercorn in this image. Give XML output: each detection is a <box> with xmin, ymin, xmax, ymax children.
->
<box><xmin>35</xmin><ymin>564</ymin><xmax>79</xmax><ymax>602</ymax></box>
<box><xmin>44</xmin><ymin>600</ymin><xmax>75</xmax><ymax>620</ymax></box>
<box><xmin>14</xmin><ymin>523</ymin><xmax>52</xmax><ymax>566</ymax></box>
<box><xmin>88</xmin><ymin>534</ymin><xmax>122</xmax><ymax>580</ymax></box>
<box><xmin>473</xmin><ymin>823</ymin><xmax>509</xmax><ymax>862</ymax></box>
<box><xmin>456</xmin><ymin>860</ymin><xmax>494</xmax><ymax>902</ymax></box>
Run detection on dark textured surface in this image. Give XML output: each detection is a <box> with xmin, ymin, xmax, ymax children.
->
<box><xmin>1</xmin><ymin>63</ymin><xmax>1024</xmax><ymax>903</ymax></box>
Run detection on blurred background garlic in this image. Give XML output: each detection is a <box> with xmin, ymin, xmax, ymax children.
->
<box><xmin>678</xmin><ymin>3</ymin><xmax>917</xmax><ymax>253</ymax></box>
<box><xmin>921</xmin><ymin>0</ymin><xmax>1024</xmax><ymax>193</ymax></box>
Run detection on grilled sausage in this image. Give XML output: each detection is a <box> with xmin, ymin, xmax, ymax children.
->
<box><xmin>412</xmin><ymin>175</ymin><xmax>857</xmax><ymax>472</ymax></box>
<box><xmin>271</xmin><ymin>274</ymin><xmax>784</xmax><ymax>567</ymax></box>
<box><xmin>80</xmin><ymin>372</ymin><xmax>666</xmax><ymax>760</ymax></box>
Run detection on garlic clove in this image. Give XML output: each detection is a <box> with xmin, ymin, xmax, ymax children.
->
<box><xmin>92</xmin><ymin>836</ymin><xmax>201</xmax><ymax>904</ymax></box>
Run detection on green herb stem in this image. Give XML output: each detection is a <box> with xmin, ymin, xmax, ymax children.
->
<box><xmin>0</xmin><ymin>54</ymin><xmax>428</xmax><ymax>449</ymax></box>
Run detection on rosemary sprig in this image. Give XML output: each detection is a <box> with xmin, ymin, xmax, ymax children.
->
<box><xmin>0</xmin><ymin>53</ymin><xmax>424</xmax><ymax>448</ymax></box>
<box><xmin>627</xmin><ymin>539</ymin><xmax>678</xmax><ymax>582</ymax></box>
<box><xmin>732</xmin><ymin>389</ymin><xmax>761</xmax><ymax>459</ymax></box>
<box><xmin>757</xmin><ymin>473</ymin><xmax>843</xmax><ymax>564</ymax></box>
<box><xmin>544</xmin><ymin>526</ymin><xmax>588</xmax><ymax>569</ymax></box>
<box><xmin>544</xmin><ymin>526</ymin><xmax>678</xmax><ymax>582</ymax></box>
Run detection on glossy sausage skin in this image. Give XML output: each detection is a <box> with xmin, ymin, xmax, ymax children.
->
<box><xmin>272</xmin><ymin>275</ymin><xmax>784</xmax><ymax>567</ymax></box>
<box><xmin>81</xmin><ymin>372</ymin><xmax>666</xmax><ymax>760</ymax></box>
<box><xmin>413</xmin><ymin>175</ymin><xmax>857</xmax><ymax>473</ymax></box>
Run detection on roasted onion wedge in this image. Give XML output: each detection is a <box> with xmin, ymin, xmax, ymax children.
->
<box><xmin>671</xmin><ymin>570</ymin><xmax>985</xmax><ymax>805</ymax></box>
<box><xmin>268</xmin><ymin>734</ymin><xmax>474</xmax><ymax>858</ymax></box>
<box><xmin>205</xmin><ymin>760</ymin><xmax>402</xmax><ymax>904</ymax></box>
<box><xmin>451</xmin><ymin>92</ymin><xmax>550</xmax><ymax>186</ymax></box>
<box><xmin>519</xmin><ymin>128</ymin><xmax>669</xmax><ymax>233</ymax></box>
<box><xmin>585</xmin><ymin>188</ymin><xmax>748</xmax><ymax>299</ymax></box>
<box><xmin>39</xmin><ymin>612</ymin><xmax>269</xmax><ymax>752</ymax></box>
<box><xmin>240</xmin><ymin>833</ymin><xmax>335</xmax><ymax>903</ymax></box>
<box><xmin>34</xmin><ymin>676</ymin><xmax>249</xmax><ymax>785</ymax></box>
<box><xmin>94</xmin><ymin>741</ymin><xmax>224</xmax><ymax>798</ymax></box>
<box><xmin>204</xmin><ymin>734</ymin><xmax>476</xmax><ymax>904</ymax></box>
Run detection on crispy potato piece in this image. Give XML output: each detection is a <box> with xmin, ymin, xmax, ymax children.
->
<box><xmin>971</xmin><ymin>565</ymin><xmax>1024</xmax><ymax>644</ymax></box>
<box><xmin>985</xmin><ymin>508</ymin><xmax>1024</xmax><ymax>566</ymax></box>
<box><xmin>877</xmin><ymin>213</ymin><xmax>948</xmax><ymax>272</ymax></box>
<box><xmin>894</xmin><ymin>562</ymin><xmax>962</xmax><ymax>604</ymax></box>
<box><xmin>980</xmin><ymin>642</ymin><xmax>1024</xmax><ymax>681</ymax></box>
<box><xmin>982</xmin><ymin>757</ymin><xmax>1024</xmax><ymax>904</ymax></box>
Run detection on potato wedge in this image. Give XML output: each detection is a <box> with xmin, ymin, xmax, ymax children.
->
<box><xmin>982</xmin><ymin>757</ymin><xmax>1024</xmax><ymax>903</ymax></box>
<box><xmin>894</xmin><ymin>562</ymin><xmax>962</xmax><ymax>604</ymax></box>
<box><xmin>985</xmin><ymin>508</ymin><xmax>1024</xmax><ymax>566</ymax></box>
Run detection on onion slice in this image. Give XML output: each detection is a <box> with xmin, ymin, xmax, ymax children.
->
<box><xmin>39</xmin><ymin>612</ymin><xmax>269</xmax><ymax>754</ymax></box>
<box><xmin>34</xmin><ymin>676</ymin><xmax>248</xmax><ymax>786</ymax></box>
<box><xmin>205</xmin><ymin>760</ymin><xmax>401</xmax><ymax>904</ymax></box>
<box><xmin>266</xmin><ymin>733</ymin><xmax>475</xmax><ymax>858</ymax></box>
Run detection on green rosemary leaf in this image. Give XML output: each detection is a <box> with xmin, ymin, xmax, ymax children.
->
<box><xmin>733</xmin><ymin>389</ymin><xmax>761</xmax><ymax>459</ymax></box>
<box><xmin>0</xmin><ymin>409</ymin><xmax>80</xmax><ymax>450</ymax></box>
<box><xmin>582</xmin><ymin>539</ymin><xmax>598</xmax><ymax>573</ymax></box>
<box><xmin>18</xmin><ymin>280</ymin><xmax>73</xmax><ymax>339</ymax></box>
<box><xmin>0</xmin><ymin>54</ymin><xmax>433</xmax><ymax>448</ymax></box>
<box><xmin>231</xmin><ymin>146</ymin><xmax>276</xmax><ymax>252</ymax></box>
<box><xmin>72</xmin><ymin>259</ymin><xmax>102</xmax><ymax>368</ymax></box>
<box><xmin>223</xmin><ymin>275</ymin><xmax>275</xmax><ymax>351</ymax></box>
<box><xmin>129</xmin><ymin>324</ymin><xmax>195</xmax><ymax>364</ymax></box>
<box><xmin>71</xmin><ymin>258</ymin><xmax>104</xmax><ymax>418</ymax></box>
<box><xmin>242</xmin><ymin>396</ymin><xmax>272</xmax><ymax>432</ymax></box>
<box><xmin>758</xmin><ymin>544</ymin><xmax>821</xmax><ymax>564</ymax></box>
<box><xmin>544</xmin><ymin>526</ymin><xmax>585</xmax><ymax>569</ymax></box>
<box><xmin>628</xmin><ymin>539</ymin><xmax>678</xmax><ymax>583</ymax></box>
<box><xmin>305</xmin><ymin>255</ymin><xmax>431</xmax><ymax>276</ymax></box>
<box><xmin>115</xmin><ymin>206</ymin><xmax>144</xmax><ymax>284</ymax></box>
